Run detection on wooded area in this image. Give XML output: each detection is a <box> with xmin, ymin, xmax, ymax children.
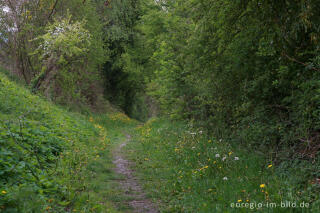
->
<box><xmin>0</xmin><ymin>0</ymin><xmax>319</xmax><ymax>212</ymax></box>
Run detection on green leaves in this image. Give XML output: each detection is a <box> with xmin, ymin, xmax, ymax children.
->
<box><xmin>0</xmin><ymin>72</ymin><xmax>103</xmax><ymax>212</ymax></box>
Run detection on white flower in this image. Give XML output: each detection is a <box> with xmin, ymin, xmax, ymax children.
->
<box><xmin>234</xmin><ymin>157</ymin><xmax>239</xmax><ymax>160</ymax></box>
<box><xmin>219</xmin><ymin>139</ymin><xmax>222</xmax><ymax>142</ymax></box>
<box><xmin>222</xmin><ymin>157</ymin><xmax>226</xmax><ymax>161</ymax></box>
<box><xmin>192</xmin><ymin>146</ymin><xmax>196</xmax><ymax>150</ymax></box>
<box><xmin>215</xmin><ymin>154</ymin><xmax>220</xmax><ymax>158</ymax></box>
<box><xmin>223</xmin><ymin>177</ymin><xmax>228</xmax><ymax>181</ymax></box>
<box><xmin>190</xmin><ymin>132</ymin><xmax>196</xmax><ymax>135</ymax></box>
<box><xmin>199</xmin><ymin>130</ymin><xmax>203</xmax><ymax>134</ymax></box>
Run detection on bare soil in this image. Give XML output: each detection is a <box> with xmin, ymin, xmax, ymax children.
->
<box><xmin>112</xmin><ymin>134</ymin><xmax>159</xmax><ymax>213</ymax></box>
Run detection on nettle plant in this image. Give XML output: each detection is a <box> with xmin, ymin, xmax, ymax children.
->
<box><xmin>32</xmin><ymin>15</ymin><xmax>92</xmax><ymax>103</ymax></box>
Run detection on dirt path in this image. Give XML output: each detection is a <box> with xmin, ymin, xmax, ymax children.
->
<box><xmin>112</xmin><ymin>134</ymin><xmax>158</xmax><ymax>213</ymax></box>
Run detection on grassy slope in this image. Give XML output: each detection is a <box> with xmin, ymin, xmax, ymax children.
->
<box><xmin>1</xmin><ymin>67</ymin><xmax>319</xmax><ymax>212</ymax></box>
<box><xmin>127</xmin><ymin>118</ymin><xmax>319</xmax><ymax>212</ymax></box>
<box><xmin>0</xmin><ymin>69</ymin><xmax>136</xmax><ymax>213</ymax></box>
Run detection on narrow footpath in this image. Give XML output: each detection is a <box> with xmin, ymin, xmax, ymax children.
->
<box><xmin>112</xmin><ymin>134</ymin><xmax>158</xmax><ymax>213</ymax></box>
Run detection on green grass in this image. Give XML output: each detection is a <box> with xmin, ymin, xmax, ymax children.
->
<box><xmin>127</xmin><ymin>118</ymin><xmax>319</xmax><ymax>212</ymax></box>
<box><xmin>83</xmin><ymin>112</ymin><xmax>139</xmax><ymax>213</ymax></box>
<box><xmin>1</xmin><ymin>66</ymin><xmax>318</xmax><ymax>212</ymax></box>
<box><xmin>0</xmin><ymin>70</ymin><xmax>136</xmax><ymax>212</ymax></box>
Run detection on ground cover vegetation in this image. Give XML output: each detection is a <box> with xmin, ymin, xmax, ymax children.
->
<box><xmin>0</xmin><ymin>0</ymin><xmax>319</xmax><ymax>212</ymax></box>
<box><xmin>0</xmin><ymin>68</ymin><xmax>139</xmax><ymax>212</ymax></box>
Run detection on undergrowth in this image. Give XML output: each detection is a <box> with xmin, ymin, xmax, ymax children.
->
<box><xmin>128</xmin><ymin>118</ymin><xmax>320</xmax><ymax>212</ymax></box>
<box><xmin>0</xmin><ymin>71</ymin><xmax>133</xmax><ymax>212</ymax></box>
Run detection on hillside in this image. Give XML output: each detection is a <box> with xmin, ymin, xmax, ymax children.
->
<box><xmin>0</xmin><ymin>70</ymin><xmax>129</xmax><ymax>212</ymax></box>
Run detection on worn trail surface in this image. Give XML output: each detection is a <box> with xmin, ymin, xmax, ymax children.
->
<box><xmin>112</xmin><ymin>134</ymin><xmax>158</xmax><ymax>213</ymax></box>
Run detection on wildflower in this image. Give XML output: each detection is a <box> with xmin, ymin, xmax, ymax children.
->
<box><xmin>208</xmin><ymin>188</ymin><xmax>213</xmax><ymax>192</ymax></box>
<box><xmin>1</xmin><ymin>191</ymin><xmax>6</xmax><ymax>194</ymax></box>
<box><xmin>192</xmin><ymin>146</ymin><xmax>196</xmax><ymax>150</ymax></box>
<box><xmin>219</xmin><ymin>139</ymin><xmax>222</xmax><ymax>142</ymax></box>
<box><xmin>199</xmin><ymin>130</ymin><xmax>203</xmax><ymax>134</ymax></box>
<box><xmin>234</xmin><ymin>157</ymin><xmax>239</xmax><ymax>160</ymax></box>
<box><xmin>260</xmin><ymin>184</ymin><xmax>266</xmax><ymax>188</ymax></box>
<box><xmin>215</xmin><ymin>154</ymin><xmax>220</xmax><ymax>158</ymax></box>
<box><xmin>213</xmin><ymin>161</ymin><xmax>216</xmax><ymax>164</ymax></box>
<box><xmin>208</xmin><ymin>140</ymin><xmax>212</xmax><ymax>143</ymax></box>
<box><xmin>228</xmin><ymin>151</ymin><xmax>233</xmax><ymax>155</ymax></box>
<box><xmin>222</xmin><ymin>157</ymin><xmax>226</xmax><ymax>161</ymax></box>
<box><xmin>197</xmin><ymin>153</ymin><xmax>200</xmax><ymax>156</ymax></box>
<box><xmin>237</xmin><ymin>199</ymin><xmax>242</xmax><ymax>202</ymax></box>
<box><xmin>268</xmin><ymin>164</ymin><xmax>272</xmax><ymax>168</ymax></box>
<box><xmin>223</xmin><ymin>177</ymin><xmax>228</xmax><ymax>181</ymax></box>
<box><xmin>204</xmin><ymin>165</ymin><xmax>209</xmax><ymax>169</ymax></box>
<box><xmin>46</xmin><ymin>206</ymin><xmax>51</xmax><ymax>210</ymax></box>
<box><xmin>246</xmin><ymin>199</ymin><xmax>249</xmax><ymax>202</ymax></box>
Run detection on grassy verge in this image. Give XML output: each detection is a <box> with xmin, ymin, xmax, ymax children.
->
<box><xmin>127</xmin><ymin>117</ymin><xmax>319</xmax><ymax>212</ymax></box>
<box><xmin>0</xmin><ymin>70</ymin><xmax>137</xmax><ymax>212</ymax></box>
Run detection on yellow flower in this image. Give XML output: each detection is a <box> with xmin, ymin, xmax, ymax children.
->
<box><xmin>1</xmin><ymin>190</ymin><xmax>6</xmax><ymax>194</ymax></box>
<box><xmin>246</xmin><ymin>199</ymin><xmax>249</xmax><ymax>202</ymax></box>
<box><xmin>213</xmin><ymin>161</ymin><xmax>216</xmax><ymax>164</ymax></box>
<box><xmin>268</xmin><ymin>164</ymin><xmax>272</xmax><ymax>168</ymax></box>
<box><xmin>237</xmin><ymin>199</ymin><xmax>242</xmax><ymax>202</ymax></box>
<box><xmin>260</xmin><ymin>184</ymin><xmax>266</xmax><ymax>188</ymax></box>
<box><xmin>208</xmin><ymin>140</ymin><xmax>212</xmax><ymax>143</ymax></box>
<box><xmin>228</xmin><ymin>151</ymin><xmax>233</xmax><ymax>156</ymax></box>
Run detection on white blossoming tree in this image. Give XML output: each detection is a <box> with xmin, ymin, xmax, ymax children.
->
<box><xmin>32</xmin><ymin>15</ymin><xmax>99</xmax><ymax>104</ymax></box>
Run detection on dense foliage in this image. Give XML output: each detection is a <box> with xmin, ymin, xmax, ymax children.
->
<box><xmin>0</xmin><ymin>0</ymin><xmax>319</xmax><ymax>211</ymax></box>
<box><xmin>118</xmin><ymin>0</ymin><xmax>320</xmax><ymax>196</ymax></box>
<box><xmin>0</xmin><ymin>0</ymin><xmax>104</xmax><ymax>107</ymax></box>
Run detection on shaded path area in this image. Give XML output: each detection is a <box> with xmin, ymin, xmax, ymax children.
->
<box><xmin>112</xmin><ymin>134</ymin><xmax>158</xmax><ymax>213</ymax></box>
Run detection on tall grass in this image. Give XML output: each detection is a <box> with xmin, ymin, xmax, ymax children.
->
<box><xmin>127</xmin><ymin>118</ymin><xmax>319</xmax><ymax>212</ymax></box>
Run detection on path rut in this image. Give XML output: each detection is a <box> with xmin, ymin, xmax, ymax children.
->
<box><xmin>112</xmin><ymin>134</ymin><xmax>158</xmax><ymax>213</ymax></box>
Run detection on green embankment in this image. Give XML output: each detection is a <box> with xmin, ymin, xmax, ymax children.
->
<box><xmin>0</xmin><ymin>70</ymin><xmax>137</xmax><ymax>212</ymax></box>
<box><xmin>127</xmin><ymin>118</ymin><xmax>319</xmax><ymax>212</ymax></box>
<box><xmin>1</xmin><ymin>67</ymin><xmax>319</xmax><ymax>213</ymax></box>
